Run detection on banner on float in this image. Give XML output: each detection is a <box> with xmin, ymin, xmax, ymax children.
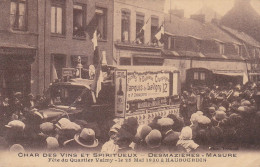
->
<box><xmin>127</xmin><ymin>71</ymin><xmax>170</xmax><ymax>101</ymax></box>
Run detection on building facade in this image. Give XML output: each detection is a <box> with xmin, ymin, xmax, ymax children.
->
<box><xmin>113</xmin><ymin>0</ymin><xmax>165</xmax><ymax>66</ymax></box>
<box><xmin>36</xmin><ymin>0</ymin><xmax>113</xmax><ymax>94</ymax></box>
<box><xmin>0</xmin><ymin>0</ymin><xmax>38</xmax><ymax>97</ymax></box>
<box><xmin>162</xmin><ymin>13</ymin><xmax>249</xmax><ymax>86</ymax></box>
<box><xmin>220</xmin><ymin>26</ymin><xmax>260</xmax><ymax>83</ymax></box>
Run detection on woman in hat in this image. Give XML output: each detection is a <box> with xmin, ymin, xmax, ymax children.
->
<box><xmin>176</xmin><ymin>126</ymin><xmax>199</xmax><ymax>153</ymax></box>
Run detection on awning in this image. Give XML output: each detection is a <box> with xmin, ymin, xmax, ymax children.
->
<box><xmin>133</xmin><ymin>56</ymin><xmax>164</xmax><ymax>65</ymax></box>
<box><xmin>213</xmin><ymin>70</ymin><xmax>244</xmax><ymax>76</ymax></box>
<box><xmin>0</xmin><ymin>42</ymin><xmax>36</xmax><ymax>56</ymax></box>
<box><xmin>214</xmin><ymin>72</ymin><xmax>243</xmax><ymax>76</ymax></box>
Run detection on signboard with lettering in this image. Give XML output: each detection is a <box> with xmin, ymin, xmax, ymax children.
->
<box><xmin>62</xmin><ymin>68</ymin><xmax>76</xmax><ymax>77</ymax></box>
<box><xmin>114</xmin><ymin>66</ymin><xmax>180</xmax><ymax>122</ymax></box>
<box><xmin>127</xmin><ymin>71</ymin><xmax>170</xmax><ymax>101</ymax></box>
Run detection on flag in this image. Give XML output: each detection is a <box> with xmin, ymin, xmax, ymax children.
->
<box><xmin>86</xmin><ymin>15</ymin><xmax>98</xmax><ymax>39</ymax></box>
<box><xmin>243</xmin><ymin>71</ymin><xmax>249</xmax><ymax>84</ymax></box>
<box><xmin>52</xmin><ymin>64</ymin><xmax>58</xmax><ymax>82</ymax></box>
<box><xmin>135</xmin><ymin>17</ymin><xmax>150</xmax><ymax>41</ymax></box>
<box><xmin>92</xmin><ymin>29</ymin><xmax>98</xmax><ymax>50</ymax></box>
<box><xmin>140</xmin><ymin>17</ymin><xmax>150</xmax><ymax>33</ymax></box>
<box><xmin>155</xmin><ymin>24</ymin><xmax>164</xmax><ymax>41</ymax></box>
<box><xmin>91</xmin><ymin>47</ymin><xmax>103</xmax><ymax>99</ymax></box>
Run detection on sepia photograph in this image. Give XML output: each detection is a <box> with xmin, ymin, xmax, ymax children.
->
<box><xmin>0</xmin><ymin>0</ymin><xmax>260</xmax><ymax>166</ymax></box>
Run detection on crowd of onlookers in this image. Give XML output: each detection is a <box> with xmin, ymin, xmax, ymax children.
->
<box><xmin>0</xmin><ymin>81</ymin><xmax>260</xmax><ymax>153</ymax></box>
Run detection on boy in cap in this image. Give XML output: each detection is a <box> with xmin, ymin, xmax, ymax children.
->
<box><xmin>4</xmin><ymin>120</ymin><xmax>27</xmax><ymax>148</ymax></box>
<box><xmin>133</xmin><ymin>125</ymin><xmax>152</xmax><ymax>152</ymax></box>
<box><xmin>101</xmin><ymin>124</ymin><xmax>121</xmax><ymax>153</ymax></box>
<box><xmin>145</xmin><ymin>129</ymin><xmax>162</xmax><ymax>152</ymax></box>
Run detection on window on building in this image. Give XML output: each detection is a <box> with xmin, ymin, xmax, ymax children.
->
<box><xmin>73</xmin><ymin>4</ymin><xmax>86</xmax><ymax>38</ymax></box>
<box><xmin>196</xmin><ymin>40</ymin><xmax>202</xmax><ymax>52</ymax></box>
<box><xmin>95</xmin><ymin>7</ymin><xmax>107</xmax><ymax>40</ymax></box>
<box><xmin>253</xmin><ymin>48</ymin><xmax>256</xmax><ymax>58</ymax></box>
<box><xmin>219</xmin><ymin>43</ymin><xmax>225</xmax><ymax>54</ymax></box>
<box><xmin>194</xmin><ymin>72</ymin><xmax>199</xmax><ymax>80</ymax></box>
<box><xmin>52</xmin><ymin>54</ymin><xmax>66</xmax><ymax>80</ymax></box>
<box><xmin>151</xmin><ymin>17</ymin><xmax>159</xmax><ymax>44</ymax></box>
<box><xmin>200</xmin><ymin>72</ymin><xmax>205</xmax><ymax>80</ymax></box>
<box><xmin>119</xmin><ymin>57</ymin><xmax>131</xmax><ymax>65</ymax></box>
<box><xmin>170</xmin><ymin>37</ymin><xmax>175</xmax><ymax>49</ymax></box>
<box><xmin>10</xmin><ymin>0</ymin><xmax>27</xmax><ymax>31</ymax></box>
<box><xmin>136</xmin><ymin>14</ymin><xmax>144</xmax><ymax>44</ymax></box>
<box><xmin>234</xmin><ymin>44</ymin><xmax>240</xmax><ymax>55</ymax></box>
<box><xmin>121</xmin><ymin>10</ymin><xmax>130</xmax><ymax>42</ymax></box>
<box><xmin>51</xmin><ymin>0</ymin><xmax>65</xmax><ymax>34</ymax></box>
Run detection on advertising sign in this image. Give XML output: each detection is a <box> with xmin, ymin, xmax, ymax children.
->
<box><xmin>114</xmin><ymin>70</ymin><xmax>127</xmax><ymax>117</ymax></box>
<box><xmin>62</xmin><ymin>68</ymin><xmax>76</xmax><ymax>78</ymax></box>
<box><xmin>127</xmin><ymin>71</ymin><xmax>170</xmax><ymax>101</ymax></box>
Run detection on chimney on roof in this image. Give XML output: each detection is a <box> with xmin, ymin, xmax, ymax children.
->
<box><xmin>169</xmin><ymin>9</ymin><xmax>184</xmax><ymax>18</ymax></box>
<box><xmin>190</xmin><ymin>14</ymin><xmax>205</xmax><ymax>23</ymax></box>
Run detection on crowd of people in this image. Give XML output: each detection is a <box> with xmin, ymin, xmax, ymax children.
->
<box><xmin>0</xmin><ymin>81</ymin><xmax>260</xmax><ymax>153</ymax></box>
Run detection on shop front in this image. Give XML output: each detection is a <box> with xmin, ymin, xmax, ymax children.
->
<box><xmin>0</xmin><ymin>45</ymin><xmax>36</xmax><ymax>97</ymax></box>
<box><xmin>115</xmin><ymin>42</ymin><xmax>163</xmax><ymax>66</ymax></box>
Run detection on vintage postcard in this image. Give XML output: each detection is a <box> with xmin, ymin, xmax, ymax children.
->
<box><xmin>0</xmin><ymin>0</ymin><xmax>260</xmax><ymax>166</ymax></box>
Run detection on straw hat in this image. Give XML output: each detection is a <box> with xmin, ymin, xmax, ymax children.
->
<box><xmin>74</xmin><ymin>128</ymin><xmax>98</xmax><ymax>148</ymax></box>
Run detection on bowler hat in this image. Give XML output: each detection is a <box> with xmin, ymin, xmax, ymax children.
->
<box><xmin>74</xmin><ymin>128</ymin><xmax>98</xmax><ymax>148</ymax></box>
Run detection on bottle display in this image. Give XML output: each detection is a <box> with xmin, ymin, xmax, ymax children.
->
<box><xmin>116</xmin><ymin>78</ymin><xmax>124</xmax><ymax>114</ymax></box>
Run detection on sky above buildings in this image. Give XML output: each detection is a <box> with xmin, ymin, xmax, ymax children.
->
<box><xmin>164</xmin><ymin>0</ymin><xmax>260</xmax><ymax>17</ymax></box>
